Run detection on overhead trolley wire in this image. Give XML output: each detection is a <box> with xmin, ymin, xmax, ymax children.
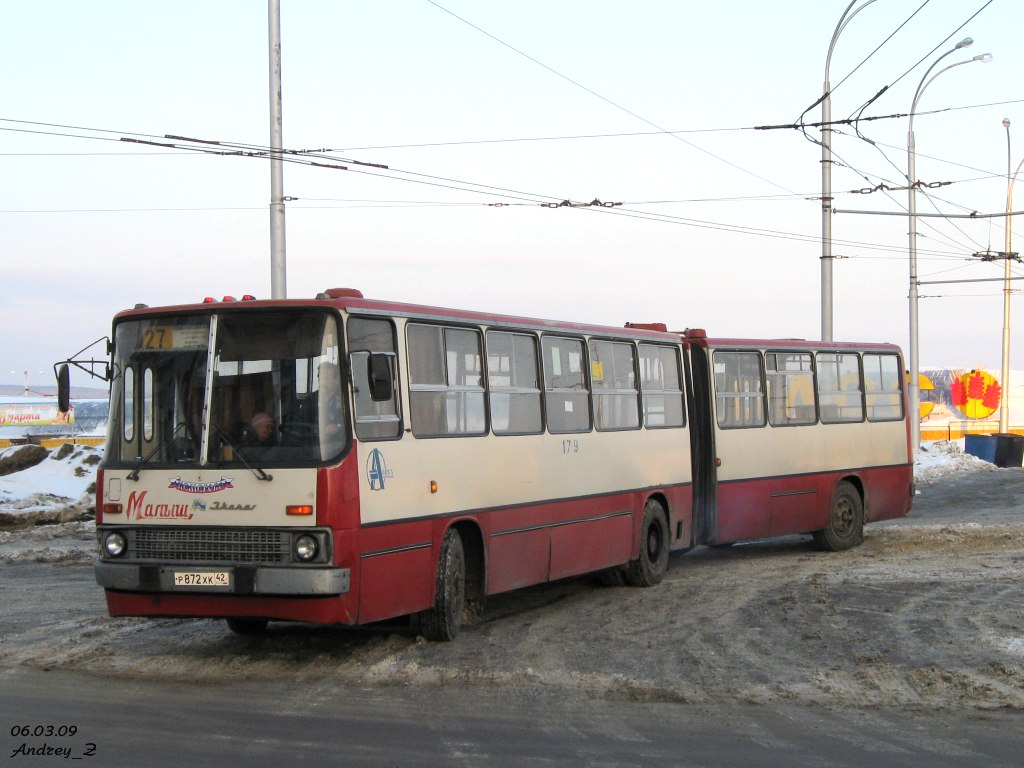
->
<box><xmin>424</xmin><ymin>0</ymin><xmax>797</xmax><ymax>196</ymax></box>
<box><xmin>0</xmin><ymin>117</ymin><xmax>999</xmax><ymax>260</ymax></box>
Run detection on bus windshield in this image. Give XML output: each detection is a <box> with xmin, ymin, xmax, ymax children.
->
<box><xmin>106</xmin><ymin>309</ymin><xmax>346</xmax><ymax>469</ymax></box>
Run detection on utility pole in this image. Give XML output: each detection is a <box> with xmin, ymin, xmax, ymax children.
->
<box><xmin>998</xmin><ymin>118</ymin><xmax>1024</xmax><ymax>433</ymax></box>
<box><xmin>268</xmin><ymin>0</ymin><xmax>287</xmax><ymax>299</ymax></box>
<box><xmin>973</xmin><ymin>245</ymin><xmax>1020</xmax><ymax>434</ymax></box>
<box><xmin>906</xmin><ymin>39</ymin><xmax>991</xmax><ymax>449</ymax></box>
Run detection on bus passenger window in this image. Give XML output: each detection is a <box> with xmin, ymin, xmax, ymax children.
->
<box><xmin>638</xmin><ymin>344</ymin><xmax>685</xmax><ymax>428</ymax></box>
<box><xmin>487</xmin><ymin>331</ymin><xmax>542</xmax><ymax>435</ymax></box>
<box><xmin>817</xmin><ymin>353</ymin><xmax>864</xmax><ymax>423</ymax></box>
<box><xmin>348</xmin><ymin>317</ymin><xmax>401</xmax><ymax>440</ymax></box>
<box><xmin>408</xmin><ymin>324</ymin><xmax>485</xmax><ymax>437</ymax></box>
<box><xmin>589</xmin><ymin>339</ymin><xmax>639</xmax><ymax>431</ymax></box>
<box><xmin>766</xmin><ymin>352</ymin><xmax>816</xmax><ymax>426</ymax></box>
<box><xmin>542</xmin><ymin>336</ymin><xmax>590</xmax><ymax>434</ymax></box>
<box><xmin>713</xmin><ymin>351</ymin><xmax>765</xmax><ymax>428</ymax></box>
<box><xmin>864</xmin><ymin>353</ymin><xmax>903</xmax><ymax>422</ymax></box>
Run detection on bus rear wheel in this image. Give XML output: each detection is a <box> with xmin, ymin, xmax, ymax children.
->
<box><xmin>625</xmin><ymin>500</ymin><xmax>669</xmax><ymax>587</ymax></box>
<box><xmin>420</xmin><ymin>528</ymin><xmax>466</xmax><ymax>642</ymax></box>
<box><xmin>814</xmin><ymin>481</ymin><xmax>864</xmax><ymax>552</ymax></box>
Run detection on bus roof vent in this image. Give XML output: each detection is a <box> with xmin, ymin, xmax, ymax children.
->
<box><xmin>683</xmin><ymin>328</ymin><xmax>707</xmax><ymax>339</ymax></box>
<box><xmin>624</xmin><ymin>322</ymin><xmax>667</xmax><ymax>333</ymax></box>
<box><xmin>321</xmin><ymin>288</ymin><xmax>364</xmax><ymax>299</ymax></box>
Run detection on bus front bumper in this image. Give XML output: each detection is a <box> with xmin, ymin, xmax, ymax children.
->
<box><xmin>95</xmin><ymin>562</ymin><xmax>350</xmax><ymax>596</ymax></box>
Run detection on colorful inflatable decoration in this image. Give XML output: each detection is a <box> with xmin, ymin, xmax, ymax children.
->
<box><xmin>950</xmin><ymin>370</ymin><xmax>1001</xmax><ymax>420</ymax></box>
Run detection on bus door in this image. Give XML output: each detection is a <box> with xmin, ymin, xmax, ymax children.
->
<box><xmin>684</xmin><ymin>343</ymin><xmax>716</xmax><ymax>546</ymax></box>
<box><xmin>707</xmin><ymin>348</ymin><xmax>774</xmax><ymax>543</ymax></box>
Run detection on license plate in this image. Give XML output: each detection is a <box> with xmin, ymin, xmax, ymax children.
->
<box><xmin>173</xmin><ymin>571</ymin><xmax>230</xmax><ymax>587</ymax></box>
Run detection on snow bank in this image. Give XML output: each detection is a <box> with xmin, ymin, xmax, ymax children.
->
<box><xmin>914</xmin><ymin>440</ymin><xmax>998</xmax><ymax>483</ymax></box>
<box><xmin>0</xmin><ymin>443</ymin><xmax>100</xmax><ymax>521</ymax></box>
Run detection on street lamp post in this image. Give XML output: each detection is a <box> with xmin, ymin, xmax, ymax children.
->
<box><xmin>908</xmin><ymin>39</ymin><xmax>992</xmax><ymax>449</ymax></box>
<box><xmin>999</xmin><ymin>118</ymin><xmax>1024</xmax><ymax>433</ymax></box>
<box><xmin>821</xmin><ymin>0</ymin><xmax>879</xmax><ymax>342</ymax></box>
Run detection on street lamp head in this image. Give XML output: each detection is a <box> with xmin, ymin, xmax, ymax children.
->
<box><xmin>1004</xmin><ymin>118</ymin><xmax>1011</xmax><ymax>129</ymax></box>
<box><xmin>955</xmin><ymin>37</ymin><xmax>974</xmax><ymax>50</ymax></box>
<box><xmin>974</xmin><ymin>53</ymin><xmax>993</xmax><ymax>63</ymax></box>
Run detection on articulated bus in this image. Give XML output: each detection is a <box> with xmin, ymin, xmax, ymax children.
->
<box><xmin>67</xmin><ymin>289</ymin><xmax>913</xmax><ymax>640</ymax></box>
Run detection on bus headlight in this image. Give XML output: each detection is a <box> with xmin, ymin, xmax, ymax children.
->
<box><xmin>294</xmin><ymin>534</ymin><xmax>319</xmax><ymax>562</ymax></box>
<box><xmin>103</xmin><ymin>531</ymin><xmax>127</xmax><ymax>558</ymax></box>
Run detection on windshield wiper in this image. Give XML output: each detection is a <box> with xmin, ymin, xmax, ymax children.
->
<box><xmin>211</xmin><ymin>422</ymin><xmax>273</xmax><ymax>482</ymax></box>
<box><xmin>127</xmin><ymin>421</ymin><xmax>187</xmax><ymax>481</ymax></box>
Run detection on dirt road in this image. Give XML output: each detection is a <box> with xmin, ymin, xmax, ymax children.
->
<box><xmin>1</xmin><ymin>467</ymin><xmax>1022</xmax><ymax>712</ymax></box>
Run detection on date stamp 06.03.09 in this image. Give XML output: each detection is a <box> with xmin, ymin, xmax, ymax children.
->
<box><xmin>8</xmin><ymin>725</ymin><xmax>96</xmax><ymax>760</ymax></box>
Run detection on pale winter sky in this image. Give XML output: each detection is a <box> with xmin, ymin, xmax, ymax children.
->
<box><xmin>2</xmin><ymin>0</ymin><xmax>1022</xmax><ymax>390</ymax></box>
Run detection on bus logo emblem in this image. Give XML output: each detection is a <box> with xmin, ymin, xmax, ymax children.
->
<box><xmin>366</xmin><ymin>448</ymin><xmax>391</xmax><ymax>491</ymax></box>
<box><xmin>168</xmin><ymin>475</ymin><xmax>234</xmax><ymax>494</ymax></box>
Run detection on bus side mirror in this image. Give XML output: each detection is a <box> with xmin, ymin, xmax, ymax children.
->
<box><xmin>56</xmin><ymin>364</ymin><xmax>71</xmax><ymax>413</ymax></box>
<box><xmin>367</xmin><ymin>354</ymin><xmax>393</xmax><ymax>402</ymax></box>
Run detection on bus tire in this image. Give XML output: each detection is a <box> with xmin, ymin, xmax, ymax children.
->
<box><xmin>625</xmin><ymin>500</ymin><xmax>670</xmax><ymax>587</ymax></box>
<box><xmin>814</xmin><ymin>481</ymin><xmax>864</xmax><ymax>552</ymax></box>
<box><xmin>226</xmin><ymin>618</ymin><xmax>269</xmax><ymax>634</ymax></box>
<box><xmin>420</xmin><ymin>528</ymin><xmax>466</xmax><ymax>642</ymax></box>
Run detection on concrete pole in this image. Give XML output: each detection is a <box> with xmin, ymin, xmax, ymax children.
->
<box><xmin>821</xmin><ymin>87</ymin><xmax>833</xmax><ymax>342</ymax></box>
<box><xmin>907</xmin><ymin>41</ymin><xmax>990</xmax><ymax>450</ymax></box>
<box><xmin>908</xmin><ymin>122</ymin><xmax>921</xmax><ymax>450</ymax></box>
<box><xmin>268</xmin><ymin>0</ymin><xmax>287</xmax><ymax>299</ymax></box>
<box><xmin>1000</xmin><ymin>119</ymin><xmax>1012</xmax><ymax>434</ymax></box>
<box><xmin>1000</xmin><ymin>120</ymin><xmax>1024</xmax><ymax>433</ymax></box>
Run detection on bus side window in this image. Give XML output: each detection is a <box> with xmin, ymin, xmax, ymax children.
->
<box><xmin>638</xmin><ymin>343</ymin><xmax>685</xmax><ymax>428</ymax></box>
<box><xmin>589</xmin><ymin>339</ymin><xmax>640</xmax><ymax>430</ymax></box>
<box><xmin>487</xmin><ymin>330</ymin><xmax>542</xmax><ymax>435</ymax></box>
<box><xmin>713</xmin><ymin>351</ymin><xmax>765</xmax><ymax>428</ymax></box>
<box><xmin>766</xmin><ymin>352</ymin><xmax>816</xmax><ymax>426</ymax></box>
<box><xmin>407</xmin><ymin>324</ymin><xmax>485</xmax><ymax>437</ymax></box>
<box><xmin>817</xmin><ymin>352</ymin><xmax>864</xmax><ymax>423</ymax></box>
<box><xmin>542</xmin><ymin>336</ymin><xmax>591</xmax><ymax>434</ymax></box>
<box><xmin>348</xmin><ymin>317</ymin><xmax>401</xmax><ymax>440</ymax></box>
<box><xmin>864</xmin><ymin>353</ymin><xmax>904</xmax><ymax>422</ymax></box>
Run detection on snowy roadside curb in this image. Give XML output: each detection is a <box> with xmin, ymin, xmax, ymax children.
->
<box><xmin>0</xmin><ymin>520</ymin><xmax>95</xmax><ymax>564</ymax></box>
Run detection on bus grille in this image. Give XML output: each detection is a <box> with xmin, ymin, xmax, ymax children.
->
<box><xmin>131</xmin><ymin>528</ymin><xmax>291</xmax><ymax>564</ymax></box>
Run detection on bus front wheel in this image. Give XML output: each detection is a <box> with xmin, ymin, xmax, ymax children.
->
<box><xmin>625</xmin><ymin>500</ymin><xmax>669</xmax><ymax>587</ymax></box>
<box><xmin>814</xmin><ymin>481</ymin><xmax>864</xmax><ymax>552</ymax></box>
<box><xmin>420</xmin><ymin>528</ymin><xmax>466</xmax><ymax>642</ymax></box>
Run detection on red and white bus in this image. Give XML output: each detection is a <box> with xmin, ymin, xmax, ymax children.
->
<box><xmin>69</xmin><ymin>289</ymin><xmax>912</xmax><ymax>640</ymax></box>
